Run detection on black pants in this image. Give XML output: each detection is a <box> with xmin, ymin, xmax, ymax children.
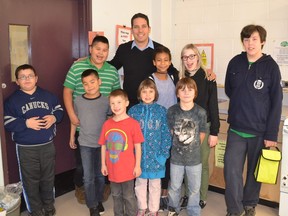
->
<box><xmin>74</xmin><ymin>131</ymin><xmax>84</xmax><ymax>187</ymax></box>
<box><xmin>17</xmin><ymin>141</ymin><xmax>55</xmax><ymax>213</ymax></box>
<box><xmin>161</xmin><ymin>157</ymin><xmax>170</xmax><ymax>190</ymax></box>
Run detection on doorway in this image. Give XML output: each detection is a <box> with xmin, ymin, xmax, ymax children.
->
<box><xmin>0</xmin><ymin>0</ymin><xmax>92</xmax><ymax>185</ymax></box>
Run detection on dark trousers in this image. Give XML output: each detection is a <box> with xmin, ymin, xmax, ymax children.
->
<box><xmin>111</xmin><ymin>180</ymin><xmax>137</xmax><ymax>216</ymax></box>
<box><xmin>224</xmin><ymin>130</ymin><xmax>263</xmax><ymax>214</ymax></box>
<box><xmin>74</xmin><ymin>131</ymin><xmax>84</xmax><ymax>187</ymax></box>
<box><xmin>161</xmin><ymin>157</ymin><xmax>170</xmax><ymax>190</ymax></box>
<box><xmin>17</xmin><ymin>141</ymin><xmax>55</xmax><ymax>213</ymax></box>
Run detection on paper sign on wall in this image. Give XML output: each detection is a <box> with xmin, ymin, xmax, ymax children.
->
<box><xmin>116</xmin><ymin>25</ymin><xmax>132</xmax><ymax>47</ymax></box>
<box><xmin>195</xmin><ymin>43</ymin><xmax>214</xmax><ymax>73</ymax></box>
<box><xmin>88</xmin><ymin>31</ymin><xmax>104</xmax><ymax>45</ymax></box>
<box><xmin>273</xmin><ymin>40</ymin><xmax>288</xmax><ymax>66</ymax></box>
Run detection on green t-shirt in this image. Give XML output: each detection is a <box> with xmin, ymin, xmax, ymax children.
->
<box><xmin>248</xmin><ymin>61</ymin><xmax>254</xmax><ymax>69</ymax></box>
<box><xmin>64</xmin><ymin>58</ymin><xmax>121</xmax><ymax>98</ymax></box>
<box><xmin>64</xmin><ymin>58</ymin><xmax>120</xmax><ymax>131</ymax></box>
<box><xmin>230</xmin><ymin>128</ymin><xmax>256</xmax><ymax>138</ymax></box>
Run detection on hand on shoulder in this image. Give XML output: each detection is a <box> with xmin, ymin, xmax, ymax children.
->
<box><xmin>207</xmin><ymin>69</ymin><xmax>216</xmax><ymax>81</ymax></box>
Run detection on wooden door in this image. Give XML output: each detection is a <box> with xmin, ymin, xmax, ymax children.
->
<box><xmin>0</xmin><ymin>0</ymin><xmax>91</xmax><ymax>184</ymax></box>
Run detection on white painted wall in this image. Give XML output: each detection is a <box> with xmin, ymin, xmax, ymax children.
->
<box><xmin>91</xmin><ymin>0</ymin><xmax>152</xmax><ymax>60</ymax></box>
<box><xmin>91</xmin><ymin>0</ymin><xmax>174</xmax><ymax>60</ymax></box>
<box><xmin>91</xmin><ymin>0</ymin><xmax>288</xmax><ymax>86</ymax></box>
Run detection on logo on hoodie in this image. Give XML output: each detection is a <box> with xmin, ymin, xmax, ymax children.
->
<box><xmin>254</xmin><ymin>79</ymin><xmax>264</xmax><ymax>90</ymax></box>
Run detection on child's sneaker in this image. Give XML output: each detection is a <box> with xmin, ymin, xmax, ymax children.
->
<box><xmin>199</xmin><ymin>200</ymin><xmax>207</xmax><ymax>209</ymax></box>
<box><xmin>137</xmin><ymin>209</ymin><xmax>147</xmax><ymax>216</ymax></box>
<box><xmin>97</xmin><ymin>202</ymin><xmax>105</xmax><ymax>215</ymax></box>
<box><xmin>167</xmin><ymin>207</ymin><xmax>178</xmax><ymax>216</ymax></box>
<box><xmin>167</xmin><ymin>211</ymin><xmax>178</xmax><ymax>216</ymax></box>
<box><xmin>244</xmin><ymin>206</ymin><xmax>256</xmax><ymax>216</ymax></box>
<box><xmin>89</xmin><ymin>207</ymin><xmax>100</xmax><ymax>216</ymax></box>
<box><xmin>180</xmin><ymin>195</ymin><xmax>188</xmax><ymax>209</ymax></box>
<box><xmin>159</xmin><ymin>196</ymin><xmax>169</xmax><ymax>212</ymax></box>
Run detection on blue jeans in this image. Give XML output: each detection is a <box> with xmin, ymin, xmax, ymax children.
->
<box><xmin>224</xmin><ymin>130</ymin><xmax>263</xmax><ymax>214</ymax></box>
<box><xmin>168</xmin><ymin>163</ymin><xmax>202</xmax><ymax>216</ymax></box>
<box><xmin>184</xmin><ymin>123</ymin><xmax>211</xmax><ymax>201</ymax></box>
<box><xmin>80</xmin><ymin>146</ymin><xmax>104</xmax><ymax>208</ymax></box>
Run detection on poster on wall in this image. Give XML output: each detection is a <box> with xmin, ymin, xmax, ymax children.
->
<box><xmin>273</xmin><ymin>40</ymin><xmax>288</xmax><ymax>83</ymax></box>
<box><xmin>88</xmin><ymin>31</ymin><xmax>104</xmax><ymax>45</ymax></box>
<box><xmin>195</xmin><ymin>43</ymin><xmax>214</xmax><ymax>73</ymax></box>
<box><xmin>215</xmin><ymin>139</ymin><xmax>226</xmax><ymax>168</ymax></box>
<box><xmin>273</xmin><ymin>40</ymin><xmax>288</xmax><ymax>66</ymax></box>
<box><xmin>116</xmin><ymin>25</ymin><xmax>132</xmax><ymax>47</ymax></box>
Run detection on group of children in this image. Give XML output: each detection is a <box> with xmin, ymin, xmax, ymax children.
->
<box><xmin>78</xmin><ymin>69</ymin><xmax>207</xmax><ymax>216</ymax></box>
<box><xmin>4</xmin><ymin>35</ymin><xmax>217</xmax><ymax>216</ymax></box>
<box><xmin>66</xmin><ymin>37</ymin><xmax>215</xmax><ymax>216</ymax></box>
<box><xmin>3</xmin><ymin>23</ymin><xmax>282</xmax><ymax>216</ymax></box>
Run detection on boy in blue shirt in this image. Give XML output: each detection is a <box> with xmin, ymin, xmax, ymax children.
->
<box><xmin>4</xmin><ymin>64</ymin><xmax>63</xmax><ymax>216</ymax></box>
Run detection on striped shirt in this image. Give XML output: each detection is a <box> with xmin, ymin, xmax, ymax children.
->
<box><xmin>64</xmin><ymin>58</ymin><xmax>121</xmax><ymax>98</ymax></box>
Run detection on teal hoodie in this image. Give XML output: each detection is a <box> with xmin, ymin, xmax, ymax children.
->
<box><xmin>128</xmin><ymin>102</ymin><xmax>172</xmax><ymax>179</ymax></box>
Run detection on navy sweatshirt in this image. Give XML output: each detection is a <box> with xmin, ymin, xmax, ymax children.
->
<box><xmin>225</xmin><ymin>52</ymin><xmax>283</xmax><ymax>141</ymax></box>
<box><xmin>4</xmin><ymin>86</ymin><xmax>64</xmax><ymax>145</ymax></box>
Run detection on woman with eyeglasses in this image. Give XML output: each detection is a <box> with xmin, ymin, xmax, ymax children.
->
<box><xmin>178</xmin><ymin>44</ymin><xmax>220</xmax><ymax>211</ymax></box>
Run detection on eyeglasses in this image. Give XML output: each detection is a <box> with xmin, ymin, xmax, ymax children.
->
<box><xmin>17</xmin><ymin>74</ymin><xmax>36</xmax><ymax>80</ymax></box>
<box><xmin>181</xmin><ymin>54</ymin><xmax>197</xmax><ymax>61</ymax></box>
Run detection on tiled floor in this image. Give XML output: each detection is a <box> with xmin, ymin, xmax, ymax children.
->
<box><xmin>21</xmin><ymin>190</ymin><xmax>279</xmax><ymax>216</ymax></box>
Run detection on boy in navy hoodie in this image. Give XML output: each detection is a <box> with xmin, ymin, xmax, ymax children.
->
<box><xmin>4</xmin><ymin>64</ymin><xmax>63</xmax><ymax>216</ymax></box>
<box><xmin>224</xmin><ymin>25</ymin><xmax>282</xmax><ymax>216</ymax></box>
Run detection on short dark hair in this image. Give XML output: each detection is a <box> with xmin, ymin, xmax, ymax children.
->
<box><xmin>81</xmin><ymin>69</ymin><xmax>99</xmax><ymax>81</ymax></box>
<box><xmin>153</xmin><ymin>46</ymin><xmax>171</xmax><ymax>60</ymax></box>
<box><xmin>15</xmin><ymin>64</ymin><xmax>37</xmax><ymax>79</ymax></box>
<box><xmin>176</xmin><ymin>77</ymin><xmax>198</xmax><ymax>100</ymax></box>
<box><xmin>137</xmin><ymin>79</ymin><xmax>159</xmax><ymax>102</ymax></box>
<box><xmin>91</xmin><ymin>35</ymin><xmax>109</xmax><ymax>47</ymax></box>
<box><xmin>131</xmin><ymin>13</ymin><xmax>150</xmax><ymax>27</ymax></box>
<box><xmin>241</xmin><ymin>24</ymin><xmax>267</xmax><ymax>47</ymax></box>
<box><xmin>109</xmin><ymin>89</ymin><xmax>128</xmax><ymax>101</ymax></box>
